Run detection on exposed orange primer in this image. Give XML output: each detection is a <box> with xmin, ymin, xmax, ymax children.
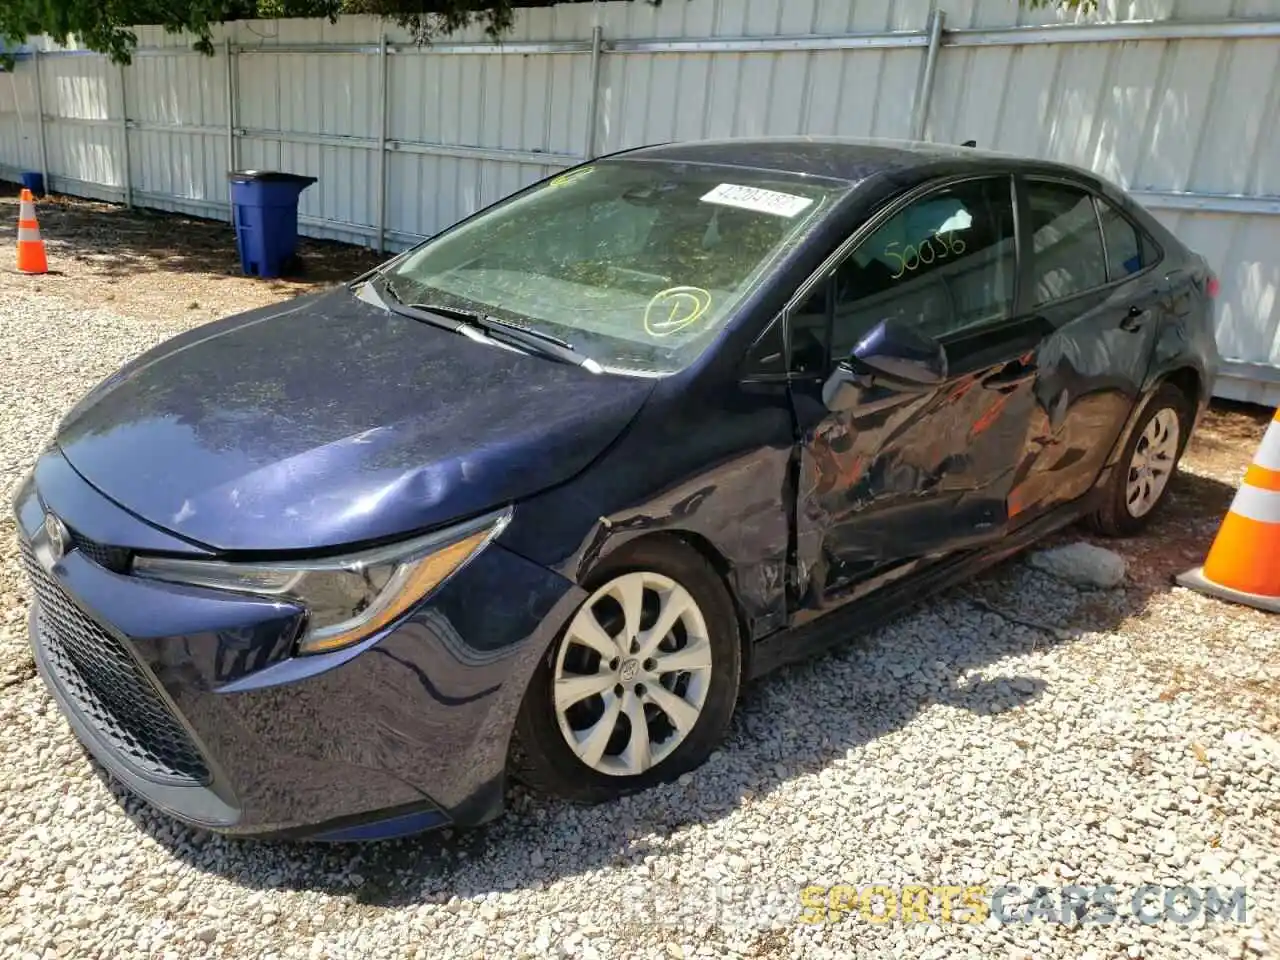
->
<box><xmin>970</xmin><ymin>393</ymin><xmax>1012</xmax><ymax>439</ymax></box>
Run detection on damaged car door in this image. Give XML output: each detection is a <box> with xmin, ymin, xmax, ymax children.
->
<box><xmin>1005</xmin><ymin>177</ymin><xmax>1167</xmax><ymax>519</ymax></box>
<box><xmin>788</xmin><ymin>175</ymin><xmax>1050</xmax><ymax>607</ymax></box>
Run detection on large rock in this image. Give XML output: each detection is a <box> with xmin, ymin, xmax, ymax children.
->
<box><xmin>1027</xmin><ymin>542</ymin><xmax>1127</xmax><ymax>589</ymax></box>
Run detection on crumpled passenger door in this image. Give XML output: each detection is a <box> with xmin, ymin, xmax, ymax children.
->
<box><xmin>791</xmin><ymin>320</ymin><xmax>1047</xmax><ymax>604</ymax></box>
<box><xmin>785</xmin><ymin>174</ymin><xmax>1049</xmax><ymax>607</ymax></box>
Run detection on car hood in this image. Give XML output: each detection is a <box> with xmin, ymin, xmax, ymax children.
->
<box><xmin>56</xmin><ymin>287</ymin><xmax>654</xmax><ymax>552</ymax></box>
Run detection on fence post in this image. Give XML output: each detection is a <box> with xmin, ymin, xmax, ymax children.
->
<box><xmin>375</xmin><ymin>33</ymin><xmax>389</xmax><ymax>254</ymax></box>
<box><xmin>32</xmin><ymin>47</ymin><xmax>49</xmax><ymax>192</ymax></box>
<box><xmin>911</xmin><ymin>8</ymin><xmax>945</xmax><ymax>141</ymax></box>
<box><xmin>224</xmin><ymin>37</ymin><xmax>237</xmax><ymax>224</ymax></box>
<box><xmin>119</xmin><ymin>62</ymin><xmax>133</xmax><ymax>208</ymax></box>
<box><xmin>583</xmin><ymin>25</ymin><xmax>603</xmax><ymax>160</ymax></box>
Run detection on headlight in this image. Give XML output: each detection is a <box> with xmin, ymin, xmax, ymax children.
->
<box><xmin>132</xmin><ymin>508</ymin><xmax>510</xmax><ymax>655</ymax></box>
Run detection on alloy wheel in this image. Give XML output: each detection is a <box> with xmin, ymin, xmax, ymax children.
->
<box><xmin>1126</xmin><ymin>407</ymin><xmax>1180</xmax><ymax>518</ymax></box>
<box><xmin>552</xmin><ymin>571</ymin><xmax>713</xmax><ymax>777</ymax></box>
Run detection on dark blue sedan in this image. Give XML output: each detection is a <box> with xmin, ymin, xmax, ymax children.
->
<box><xmin>14</xmin><ymin>138</ymin><xmax>1220</xmax><ymax>841</ymax></box>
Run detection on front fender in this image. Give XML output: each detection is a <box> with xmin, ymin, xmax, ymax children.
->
<box><xmin>499</xmin><ymin>382</ymin><xmax>796</xmax><ymax>643</ymax></box>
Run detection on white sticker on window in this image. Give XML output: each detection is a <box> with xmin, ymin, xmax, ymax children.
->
<box><xmin>700</xmin><ymin>183</ymin><xmax>814</xmax><ymax>219</ymax></box>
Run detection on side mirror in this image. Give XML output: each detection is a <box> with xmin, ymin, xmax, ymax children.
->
<box><xmin>850</xmin><ymin>317</ymin><xmax>948</xmax><ymax>385</ymax></box>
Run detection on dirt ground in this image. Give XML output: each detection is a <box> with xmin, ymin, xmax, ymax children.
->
<box><xmin>1041</xmin><ymin>400</ymin><xmax>1280</xmax><ymax>728</ymax></box>
<box><xmin>1</xmin><ymin>183</ymin><xmax>385</xmax><ymax>324</ymax></box>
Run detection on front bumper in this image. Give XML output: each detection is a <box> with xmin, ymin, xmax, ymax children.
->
<box><xmin>14</xmin><ymin>450</ymin><xmax>583</xmax><ymax>840</ymax></box>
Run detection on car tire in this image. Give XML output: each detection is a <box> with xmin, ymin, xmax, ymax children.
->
<box><xmin>510</xmin><ymin>537</ymin><xmax>742</xmax><ymax>804</ymax></box>
<box><xmin>1091</xmin><ymin>383</ymin><xmax>1192</xmax><ymax>537</ymax></box>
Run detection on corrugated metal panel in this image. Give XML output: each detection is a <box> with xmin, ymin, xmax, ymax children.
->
<box><xmin>593</xmin><ymin>0</ymin><xmax>930</xmax><ymax>151</ymax></box>
<box><xmin>384</xmin><ymin>23</ymin><xmax>583</xmax><ymax>237</ymax></box>
<box><xmin>952</xmin><ymin>0</ymin><xmax>1279</xmax><ymax>27</ymax></box>
<box><xmin>127</xmin><ymin>46</ymin><xmax>226</xmax><ymax>206</ymax></box>
<box><xmin>38</xmin><ymin>52</ymin><xmax>124</xmax><ymax>189</ymax></box>
<box><xmin>236</xmin><ymin>37</ymin><xmax>382</xmax><ymax>238</ymax></box>
<box><xmin>0</xmin><ymin>60</ymin><xmax>42</xmax><ymax>172</ymax></box>
<box><xmin>1</xmin><ymin>2</ymin><xmax>1278</xmax><ymax>402</ymax></box>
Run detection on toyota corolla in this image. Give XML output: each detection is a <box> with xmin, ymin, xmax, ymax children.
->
<box><xmin>14</xmin><ymin>138</ymin><xmax>1219</xmax><ymax>840</ymax></box>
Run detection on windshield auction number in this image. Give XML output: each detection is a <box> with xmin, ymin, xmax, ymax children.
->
<box><xmin>885</xmin><ymin>231</ymin><xmax>967</xmax><ymax>280</ymax></box>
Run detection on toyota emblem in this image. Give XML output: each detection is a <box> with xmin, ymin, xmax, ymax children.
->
<box><xmin>43</xmin><ymin>512</ymin><xmax>69</xmax><ymax>563</ymax></box>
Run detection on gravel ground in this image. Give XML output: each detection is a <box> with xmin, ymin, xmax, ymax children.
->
<box><xmin>1</xmin><ymin>197</ymin><xmax>1278</xmax><ymax>960</ymax></box>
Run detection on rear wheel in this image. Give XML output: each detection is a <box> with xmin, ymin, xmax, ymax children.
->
<box><xmin>1092</xmin><ymin>383</ymin><xmax>1192</xmax><ymax>536</ymax></box>
<box><xmin>511</xmin><ymin>539</ymin><xmax>741</xmax><ymax>804</ymax></box>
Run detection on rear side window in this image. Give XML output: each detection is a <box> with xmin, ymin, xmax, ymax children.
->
<box><xmin>1097</xmin><ymin>199</ymin><xmax>1147</xmax><ymax>280</ymax></box>
<box><xmin>1026</xmin><ymin>182</ymin><xmax>1107</xmax><ymax>305</ymax></box>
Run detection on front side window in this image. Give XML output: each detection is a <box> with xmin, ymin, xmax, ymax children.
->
<box><xmin>382</xmin><ymin>161</ymin><xmax>848</xmax><ymax>375</ymax></box>
<box><xmin>821</xmin><ymin>177</ymin><xmax>1018</xmax><ymax>361</ymax></box>
<box><xmin>1027</xmin><ymin>181</ymin><xmax>1108</xmax><ymax>305</ymax></box>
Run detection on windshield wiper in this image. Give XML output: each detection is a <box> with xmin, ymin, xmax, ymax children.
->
<box><xmin>470</xmin><ymin>314</ymin><xmax>603</xmax><ymax>371</ymax></box>
<box><xmin>407</xmin><ymin>300</ymin><xmax>603</xmax><ymax>374</ymax></box>
<box><xmin>365</xmin><ymin>277</ymin><xmax>602</xmax><ymax>373</ymax></box>
<box><xmin>366</xmin><ymin>277</ymin><xmax>470</xmax><ymax>333</ymax></box>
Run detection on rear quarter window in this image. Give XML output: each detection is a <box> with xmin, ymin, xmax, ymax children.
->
<box><xmin>1097</xmin><ymin>199</ymin><xmax>1149</xmax><ymax>280</ymax></box>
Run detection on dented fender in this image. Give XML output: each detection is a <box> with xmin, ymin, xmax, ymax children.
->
<box><xmin>499</xmin><ymin>378</ymin><xmax>796</xmax><ymax>643</ymax></box>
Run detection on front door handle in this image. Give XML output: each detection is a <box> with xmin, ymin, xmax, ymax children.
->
<box><xmin>1120</xmin><ymin>305</ymin><xmax>1149</xmax><ymax>332</ymax></box>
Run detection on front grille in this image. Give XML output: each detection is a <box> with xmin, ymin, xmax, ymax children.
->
<box><xmin>21</xmin><ymin>542</ymin><xmax>209</xmax><ymax>784</ymax></box>
<box><xmin>68</xmin><ymin>529</ymin><xmax>131</xmax><ymax>573</ymax></box>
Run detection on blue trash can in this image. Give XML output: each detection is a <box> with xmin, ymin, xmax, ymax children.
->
<box><xmin>20</xmin><ymin>171</ymin><xmax>45</xmax><ymax>196</ymax></box>
<box><xmin>227</xmin><ymin>170</ymin><xmax>317</xmax><ymax>278</ymax></box>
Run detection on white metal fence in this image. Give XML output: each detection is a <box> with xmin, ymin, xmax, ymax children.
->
<box><xmin>2</xmin><ymin>0</ymin><xmax>1279</xmax><ymax>404</ymax></box>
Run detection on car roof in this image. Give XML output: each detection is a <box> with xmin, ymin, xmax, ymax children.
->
<box><xmin>615</xmin><ymin>136</ymin><xmax>1066</xmax><ymax>186</ymax></box>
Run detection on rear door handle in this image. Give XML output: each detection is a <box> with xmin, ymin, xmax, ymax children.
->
<box><xmin>1120</xmin><ymin>305</ymin><xmax>1149</xmax><ymax>332</ymax></box>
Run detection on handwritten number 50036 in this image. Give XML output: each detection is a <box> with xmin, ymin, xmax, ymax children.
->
<box><xmin>885</xmin><ymin>232</ymin><xmax>967</xmax><ymax>280</ymax></box>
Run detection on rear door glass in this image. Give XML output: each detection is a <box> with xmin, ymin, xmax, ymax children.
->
<box><xmin>1026</xmin><ymin>182</ymin><xmax>1107</xmax><ymax>305</ymax></box>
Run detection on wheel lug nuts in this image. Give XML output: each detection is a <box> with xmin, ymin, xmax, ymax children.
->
<box><xmin>643</xmin><ymin>658</ymin><xmax>656</xmax><ymax>671</ymax></box>
<box><xmin>614</xmin><ymin>683</ymin><xmax>623</xmax><ymax>697</ymax></box>
<box><xmin>609</xmin><ymin>658</ymin><xmax>619</xmax><ymax>670</ymax></box>
<box><xmin>635</xmin><ymin>683</ymin><xmax>645</xmax><ymax>696</ymax></box>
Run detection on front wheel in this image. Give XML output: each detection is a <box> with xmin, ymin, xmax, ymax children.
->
<box><xmin>510</xmin><ymin>539</ymin><xmax>741</xmax><ymax>804</ymax></box>
<box><xmin>1092</xmin><ymin>383</ymin><xmax>1192</xmax><ymax>536</ymax></box>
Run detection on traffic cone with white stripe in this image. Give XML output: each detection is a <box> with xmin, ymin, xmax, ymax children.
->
<box><xmin>1176</xmin><ymin>406</ymin><xmax>1280</xmax><ymax>612</ymax></box>
<box><xmin>16</xmin><ymin>188</ymin><xmax>48</xmax><ymax>275</ymax></box>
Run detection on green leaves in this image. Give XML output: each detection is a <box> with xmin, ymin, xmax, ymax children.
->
<box><xmin>343</xmin><ymin>2</ymin><xmax>515</xmax><ymax>43</ymax></box>
<box><xmin>0</xmin><ymin>0</ymin><xmax>248</xmax><ymax>63</ymax></box>
<box><xmin>0</xmin><ymin>1</ymin><xmax>518</xmax><ymax>62</ymax></box>
<box><xmin>2</xmin><ymin>0</ymin><xmax>1095</xmax><ymax>66</ymax></box>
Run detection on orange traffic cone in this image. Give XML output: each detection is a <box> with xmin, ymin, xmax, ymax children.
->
<box><xmin>1176</xmin><ymin>405</ymin><xmax>1280</xmax><ymax>612</ymax></box>
<box><xmin>17</xmin><ymin>188</ymin><xmax>48</xmax><ymax>275</ymax></box>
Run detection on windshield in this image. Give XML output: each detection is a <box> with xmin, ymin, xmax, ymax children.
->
<box><xmin>381</xmin><ymin>159</ymin><xmax>848</xmax><ymax>375</ymax></box>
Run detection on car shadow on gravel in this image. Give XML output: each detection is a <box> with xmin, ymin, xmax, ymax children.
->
<box><xmin>88</xmin><ymin>468</ymin><xmax>1239</xmax><ymax>907</ymax></box>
